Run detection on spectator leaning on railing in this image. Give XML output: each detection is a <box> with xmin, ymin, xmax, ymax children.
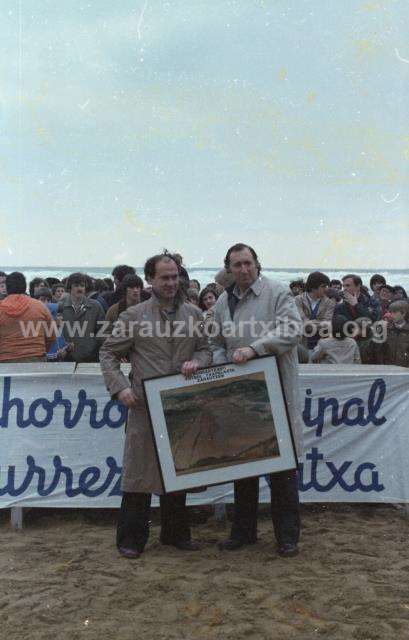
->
<box><xmin>311</xmin><ymin>315</ymin><xmax>361</xmax><ymax>364</ymax></box>
<box><xmin>334</xmin><ymin>275</ymin><xmax>373</xmax><ymax>322</ymax></box>
<box><xmin>294</xmin><ymin>271</ymin><xmax>335</xmax><ymax>351</ymax></box>
<box><xmin>0</xmin><ymin>272</ymin><xmax>56</xmax><ymax>363</ymax></box>
<box><xmin>58</xmin><ymin>272</ymin><xmax>106</xmax><ymax>363</ymax></box>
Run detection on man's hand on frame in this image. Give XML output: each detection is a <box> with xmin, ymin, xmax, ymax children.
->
<box><xmin>181</xmin><ymin>359</ymin><xmax>200</xmax><ymax>378</ymax></box>
<box><xmin>232</xmin><ymin>347</ymin><xmax>257</xmax><ymax>364</ymax></box>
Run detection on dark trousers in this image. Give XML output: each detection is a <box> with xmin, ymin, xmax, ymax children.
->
<box><xmin>117</xmin><ymin>491</ymin><xmax>191</xmax><ymax>552</ymax></box>
<box><xmin>230</xmin><ymin>470</ymin><xmax>300</xmax><ymax>546</ymax></box>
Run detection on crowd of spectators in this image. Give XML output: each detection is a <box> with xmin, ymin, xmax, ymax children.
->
<box><xmin>290</xmin><ymin>271</ymin><xmax>409</xmax><ymax>366</ymax></box>
<box><xmin>0</xmin><ymin>261</ymin><xmax>407</xmax><ymax>369</ymax></box>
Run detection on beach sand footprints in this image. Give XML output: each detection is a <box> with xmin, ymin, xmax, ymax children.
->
<box><xmin>1</xmin><ymin>506</ymin><xmax>409</xmax><ymax>639</ymax></box>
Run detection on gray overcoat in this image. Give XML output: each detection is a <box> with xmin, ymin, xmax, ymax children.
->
<box><xmin>210</xmin><ymin>276</ymin><xmax>304</xmax><ymax>457</ymax></box>
<box><xmin>99</xmin><ymin>295</ymin><xmax>212</xmax><ymax>493</ymax></box>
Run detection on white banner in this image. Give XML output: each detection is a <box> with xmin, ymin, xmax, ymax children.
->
<box><xmin>0</xmin><ymin>363</ymin><xmax>408</xmax><ymax>508</ymax></box>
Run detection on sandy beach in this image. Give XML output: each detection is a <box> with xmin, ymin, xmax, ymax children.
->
<box><xmin>1</xmin><ymin>504</ymin><xmax>409</xmax><ymax>640</ymax></box>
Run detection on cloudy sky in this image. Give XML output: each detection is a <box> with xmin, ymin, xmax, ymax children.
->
<box><xmin>1</xmin><ymin>0</ymin><xmax>408</xmax><ymax>269</ymax></box>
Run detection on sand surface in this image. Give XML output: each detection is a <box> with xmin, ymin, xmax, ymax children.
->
<box><xmin>1</xmin><ymin>504</ymin><xmax>409</xmax><ymax>640</ymax></box>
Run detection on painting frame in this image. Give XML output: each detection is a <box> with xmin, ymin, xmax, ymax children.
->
<box><xmin>142</xmin><ymin>356</ymin><xmax>297</xmax><ymax>493</ymax></box>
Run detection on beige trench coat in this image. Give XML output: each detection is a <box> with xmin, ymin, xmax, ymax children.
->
<box><xmin>99</xmin><ymin>295</ymin><xmax>211</xmax><ymax>494</ymax></box>
<box><xmin>210</xmin><ymin>276</ymin><xmax>304</xmax><ymax>457</ymax></box>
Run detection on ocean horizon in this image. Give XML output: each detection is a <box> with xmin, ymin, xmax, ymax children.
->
<box><xmin>2</xmin><ymin>266</ymin><xmax>408</xmax><ymax>291</ymax></box>
<box><xmin>1</xmin><ymin>265</ymin><xmax>408</xmax><ymax>273</ymax></box>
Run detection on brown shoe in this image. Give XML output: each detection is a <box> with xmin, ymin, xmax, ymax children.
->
<box><xmin>118</xmin><ymin>547</ymin><xmax>141</xmax><ymax>559</ymax></box>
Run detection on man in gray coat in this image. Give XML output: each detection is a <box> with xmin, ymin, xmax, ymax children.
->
<box><xmin>211</xmin><ymin>243</ymin><xmax>303</xmax><ymax>557</ymax></box>
<box><xmin>100</xmin><ymin>253</ymin><xmax>211</xmax><ymax>559</ymax></box>
<box><xmin>59</xmin><ymin>272</ymin><xmax>106</xmax><ymax>362</ymax></box>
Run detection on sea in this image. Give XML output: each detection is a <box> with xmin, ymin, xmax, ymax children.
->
<box><xmin>3</xmin><ymin>266</ymin><xmax>409</xmax><ymax>292</ymax></box>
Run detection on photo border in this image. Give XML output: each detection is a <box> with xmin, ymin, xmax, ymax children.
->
<box><xmin>142</xmin><ymin>355</ymin><xmax>297</xmax><ymax>493</ymax></box>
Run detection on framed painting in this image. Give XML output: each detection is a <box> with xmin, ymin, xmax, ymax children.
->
<box><xmin>142</xmin><ymin>356</ymin><xmax>297</xmax><ymax>493</ymax></box>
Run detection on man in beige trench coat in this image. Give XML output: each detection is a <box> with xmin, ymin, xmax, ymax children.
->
<box><xmin>100</xmin><ymin>253</ymin><xmax>211</xmax><ymax>559</ymax></box>
<box><xmin>210</xmin><ymin>243</ymin><xmax>303</xmax><ymax>557</ymax></box>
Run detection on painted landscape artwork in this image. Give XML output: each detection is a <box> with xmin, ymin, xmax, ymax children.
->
<box><xmin>160</xmin><ymin>372</ymin><xmax>279</xmax><ymax>475</ymax></box>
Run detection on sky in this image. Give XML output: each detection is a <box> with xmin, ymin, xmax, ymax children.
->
<box><xmin>1</xmin><ymin>0</ymin><xmax>408</xmax><ymax>269</ymax></box>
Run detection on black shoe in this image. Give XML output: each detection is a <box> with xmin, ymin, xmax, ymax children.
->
<box><xmin>278</xmin><ymin>542</ymin><xmax>299</xmax><ymax>557</ymax></box>
<box><xmin>118</xmin><ymin>546</ymin><xmax>141</xmax><ymax>559</ymax></box>
<box><xmin>218</xmin><ymin>538</ymin><xmax>247</xmax><ymax>551</ymax></box>
<box><xmin>170</xmin><ymin>540</ymin><xmax>201</xmax><ymax>551</ymax></box>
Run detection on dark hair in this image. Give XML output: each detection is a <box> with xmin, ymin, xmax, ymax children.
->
<box><xmin>0</xmin><ymin>271</ymin><xmax>7</xmax><ymax>278</ymax></box>
<box><xmin>393</xmin><ymin>285</ymin><xmax>408</xmax><ymax>299</ymax></box>
<box><xmin>330</xmin><ymin>279</ymin><xmax>342</xmax><ymax>287</ymax></box>
<box><xmin>29</xmin><ymin>277</ymin><xmax>46</xmax><ymax>297</ymax></box>
<box><xmin>380</xmin><ymin>284</ymin><xmax>394</xmax><ymax>294</ymax></box>
<box><xmin>144</xmin><ymin>251</ymin><xmax>179</xmax><ymax>280</ymax></box>
<box><xmin>122</xmin><ymin>273</ymin><xmax>144</xmax><ymax>291</ymax></box>
<box><xmin>45</xmin><ymin>277</ymin><xmax>61</xmax><ymax>288</ymax></box>
<box><xmin>290</xmin><ymin>279</ymin><xmax>304</xmax><ymax>290</ymax></box>
<box><xmin>327</xmin><ymin>287</ymin><xmax>342</xmax><ymax>301</ymax></box>
<box><xmin>369</xmin><ymin>274</ymin><xmax>386</xmax><ymax>290</ymax></box>
<box><xmin>83</xmin><ymin>275</ymin><xmax>94</xmax><ymax>294</ymax></box>
<box><xmin>199</xmin><ymin>285</ymin><xmax>219</xmax><ymax>311</ymax></box>
<box><xmin>52</xmin><ymin>283</ymin><xmax>65</xmax><ymax>294</ymax></box>
<box><xmin>66</xmin><ymin>272</ymin><xmax>87</xmax><ymax>291</ymax></box>
<box><xmin>111</xmin><ymin>265</ymin><xmax>136</xmax><ymax>283</ymax></box>
<box><xmin>103</xmin><ymin>277</ymin><xmax>114</xmax><ymax>291</ymax></box>
<box><xmin>35</xmin><ymin>287</ymin><xmax>52</xmax><ymax>301</ymax></box>
<box><xmin>224</xmin><ymin>243</ymin><xmax>261</xmax><ymax>275</ymax></box>
<box><xmin>190</xmin><ymin>279</ymin><xmax>201</xmax><ymax>290</ymax></box>
<box><xmin>186</xmin><ymin>288</ymin><xmax>199</xmax><ymax>305</ymax></box>
<box><xmin>205</xmin><ymin>282</ymin><xmax>221</xmax><ymax>293</ymax></box>
<box><xmin>6</xmin><ymin>272</ymin><xmax>27</xmax><ymax>295</ymax></box>
<box><xmin>342</xmin><ymin>274</ymin><xmax>362</xmax><ymax>287</ymax></box>
<box><xmin>332</xmin><ymin>314</ymin><xmax>348</xmax><ymax>340</ymax></box>
<box><xmin>93</xmin><ymin>278</ymin><xmax>109</xmax><ymax>294</ymax></box>
<box><xmin>140</xmin><ymin>288</ymin><xmax>152</xmax><ymax>301</ymax></box>
<box><xmin>172</xmin><ymin>253</ymin><xmax>183</xmax><ymax>266</ymax></box>
<box><xmin>305</xmin><ymin>271</ymin><xmax>330</xmax><ymax>293</ymax></box>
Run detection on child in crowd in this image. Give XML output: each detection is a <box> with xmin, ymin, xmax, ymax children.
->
<box><xmin>378</xmin><ymin>301</ymin><xmax>409</xmax><ymax>367</ymax></box>
<box><xmin>311</xmin><ymin>315</ymin><xmax>361</xmax><ymax>364</ymax></box>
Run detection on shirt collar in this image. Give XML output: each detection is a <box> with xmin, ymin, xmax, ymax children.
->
<box><xmin>64</xmin><ymin>294</ymin><xmax>90</xmax><ymax>310</ymax></box>
<box><xmin>232</xmin><ymin>277</ymin><xmax>262</xmax><ymax>299</ymax></box>
<box><xmin>307</xmin><ymin>293</ymin><xmax>320</xmax><ymax>307</ymax></box>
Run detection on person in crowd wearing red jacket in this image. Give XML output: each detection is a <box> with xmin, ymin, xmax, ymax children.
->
<box><xmin>0</xmin><ymin>272</ymin><xmax>55</xmax><ymax>362</ymax></box>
